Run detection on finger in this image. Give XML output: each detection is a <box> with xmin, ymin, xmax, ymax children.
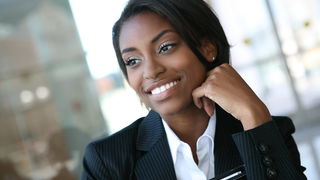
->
<box><xmin>192</xmin><ymin>85</ymin><xmax>206</xmax><ymax>109</ymax></box>
<box><xmin>202</xmin><ymin>97</ymin><xmax>214</xmax><ymax>116</ymax></box>
<box><xmin>206</xmin><ymin>63</ymin><xmax>231</xmax><ymax>77</ymax></box>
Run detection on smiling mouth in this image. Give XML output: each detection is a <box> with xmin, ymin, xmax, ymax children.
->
<box><xmin>150</xmin><ymin>80</ymin><xmax>179</xmax><ymax>95</ymax></box>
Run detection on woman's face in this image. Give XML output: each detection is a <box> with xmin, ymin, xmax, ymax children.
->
<box><xmin>119</xmin><ymin>11</ymin><xmax>209</xmax><ymax>116</ymax></box>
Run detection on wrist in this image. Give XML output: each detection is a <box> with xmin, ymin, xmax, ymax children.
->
<box><xmin>240</xmin><ymin>102</ymin><xmax>271</xmax><ymax>130</ymax></box>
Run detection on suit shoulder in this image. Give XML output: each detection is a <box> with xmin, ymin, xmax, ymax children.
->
<box><xmin>87</xmin><ymin>117</ymin><xmax>144</xmax><ymax>155</ymax></box>
<box><xmin>272</xmin><ymin>116</ymin><xmax>296</xmax><ymax>135</ymax></box>
<box><xmin>82</xmin><ymin>117</ymin><xmax>145</xmax><ymax>179</ymax></box>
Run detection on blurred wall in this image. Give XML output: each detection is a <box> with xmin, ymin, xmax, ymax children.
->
<box><xmin>0</xmin><ymin>0</ymin><xmax>107</xmax><ymax>179</ymax></box>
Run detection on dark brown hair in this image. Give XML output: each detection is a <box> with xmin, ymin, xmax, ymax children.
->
<box><xmin>112</xmin><ymin>0</ymin><xmax>230</xmax><ymax>79</ymax></box>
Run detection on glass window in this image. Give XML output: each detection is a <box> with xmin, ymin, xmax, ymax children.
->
<box><xmin>0</xmin><ymin>0</ymin><xmax>106</xmax><ymax>179</ymax></box>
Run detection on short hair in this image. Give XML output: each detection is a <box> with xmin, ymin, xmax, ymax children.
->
<box><xmin>112</xmin><ymin>0</ymin><xmax>230</xmax><ymax>79</ymax></box>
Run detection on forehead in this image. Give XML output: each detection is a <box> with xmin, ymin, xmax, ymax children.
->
<box><xmin>119</xmin><ymin>11</ymin><xmax>176</xmax><ymax>50</ymax></box>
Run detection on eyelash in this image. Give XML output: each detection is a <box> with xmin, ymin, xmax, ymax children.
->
<box><xmin>158</xmin><ymin>42</ymin><xmax>176</xmax><ymax>54</ymax></box>
<box><xmin>124</xmin><ymin>42</ymin><xmax>177</xmax><ymax>67</ymax></box>
<box><xmin>124</xmin><ymin>56</ymin><xmax>140</xmax><ymax>67</ymax></box>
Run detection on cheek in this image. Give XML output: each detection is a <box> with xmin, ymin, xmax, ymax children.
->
<box><xmin>128</xmin><ymin>77</ymin><xmax>139</xmax><ymax>92</ymax></box>
<box><xmin>128</xmin><ymin>71</ymin><xmax>144</xmax><ymax>96</ymax></box>
<box><xmin>186</xmin><ymin>61</ymin><xmax>207</xmax><ymax>84</ymax></box>
<box><xmin>128</xmin><ymin>74</ymin><xmax>151</xmax><ymax>107</ymax></box>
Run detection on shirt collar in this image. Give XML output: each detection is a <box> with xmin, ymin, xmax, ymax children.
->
<box><xmin>200</xmin><ymin>110</ymin><xmax>216</xmax><ymax>141</ymax></box>
<box><xmin>162</xmin><ymin>108</ymin><xmax>217</xmax><ymax>165</ymax></box>
<box><xmin>162</xmin><ymin>119</ymin><xmax>181</xmax><ymax>165</ymax></box>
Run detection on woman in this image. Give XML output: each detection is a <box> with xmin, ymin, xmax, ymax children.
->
<box><xmin>81</xmin><ymin>0</ymin><xmax>307</xmax><ymax>179</ymax></box>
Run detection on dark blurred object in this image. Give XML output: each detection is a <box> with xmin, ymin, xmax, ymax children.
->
<box><xmin>47</xmin><ymin>127</ymin><xmax>91</xmax><ymax>178</ymax></box>
<box><xmin>47</xmin><ymin>130</ymin><xmax>71</xmax><ymax>163</ymax></box>
<box><xmin>51</xmin><ymin>166</ymin><xmax>76</xmax><ymax>180</ymax></box>
<box><xmin>0</xmin><ymin>160</ymin><xmax>29</xmax><ymax>180</ymax></box>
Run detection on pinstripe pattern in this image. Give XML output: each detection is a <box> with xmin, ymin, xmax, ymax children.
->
<box><xmin>232</xmin><ymin>117</ymin><xmax>307</xmax><ymax>180</ymax></box>
<box><xmin>135</xmin><ymin>136</ymin><xmax>176</xmax><ymax>179</ymax></box>
<box><xmin>232</xmin><ymin>130</ymin><xmax>265</xmax><ymax>180</ymax></box>
<box><xmin>134</xmin><ymin>110</ymin><xmax>176</xmax><ymax>179</ymax></box>
<box><xmin>214</xmin><ymin>107</ymin><xmax>243</xmax><ymax>175</ymax></box>
<box><xmin>81</xmin><ymin>107</ymin><xmax>306</xmax><ymax>180</ymax></box>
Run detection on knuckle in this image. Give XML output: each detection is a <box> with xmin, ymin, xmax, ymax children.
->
<box><xmin>214</xmin><ymin>66</ymin><xmax>224</xmax><ymax>73</ymax></box>
<box><xmin>209</xmin><ymin>74</ymin><xmax>218</xmax><ymax>80</ymax></box>
<box><xmin>192</xmin><ymin>90</ymin><xmax>197</xmax><ymax>96</ymax></box>
<box><xmin>221</xmin><ymin>63</ymin><xmax>229</xmax><ymax>68</ymax></box>
<box><xmin>205</xmin><ymin>82</ymin><xmax>214</xmax><ymax>91</ymax></box>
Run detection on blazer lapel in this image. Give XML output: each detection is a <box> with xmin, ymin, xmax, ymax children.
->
<box><xmin>214</xmin><ymin>105</ymin><xmax>244</xmax><ymax>175</ymax></box>
<box><xmin>133</xmin><ymin>107</ymin><xmax>244</xmax><ymax>179</ymax></box>
<box><xmin>134</xmin><ymin>110</ymin><xmax>176</xmax><ymax>180</ymax></box>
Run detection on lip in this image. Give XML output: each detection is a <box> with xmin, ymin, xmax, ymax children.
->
<box><xmin>144</xmin><ymin>78</ymin><xmax>181</xmax><ymax>101</ymax></box>
<box><xmin>144</xmin><ymin>78</ymin><xmax>180</xmax><ymax>93</ymax></box>
<box><xmin>150</xmin><ymin>81</ymin><xmax>180</xmax><ymax>101</ymax></box>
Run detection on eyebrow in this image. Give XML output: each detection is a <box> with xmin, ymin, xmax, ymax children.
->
<box><xmin>121</xmin><ymin>29</ymin><xmax>176</xmax><ymax>54</ymax></box>
<box><xmin>151</xmin><ymin>29</ymin><xmax>175</xmax><ymax>43</ymax></box>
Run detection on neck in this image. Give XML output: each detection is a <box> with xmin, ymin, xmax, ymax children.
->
<box><xmin>162</xmin><ymin>104</ymin><xmax>210</xmax><ymax>149</ymax></box>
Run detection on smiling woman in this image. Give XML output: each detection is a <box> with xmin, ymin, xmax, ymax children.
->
<box><xmin>119</xmin><ymin>12</ymin><xmax>208</xmax><ymax>117</ymax></box>
<box><xmin>81</xmin><ymin>0</ymin><xmax>307</xmax><ymax>179</ymax></box>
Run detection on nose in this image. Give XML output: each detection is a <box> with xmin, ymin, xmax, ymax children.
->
<box><xmin>143</xmin><ymin>57</ymin><xmax>165</xmax><ymax>79</ymax></box>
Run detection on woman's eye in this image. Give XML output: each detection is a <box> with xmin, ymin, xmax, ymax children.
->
<box><xmin>125</xmin><ymin>57</ymin><xmax>140</xmax><ymax>67</ymax></box>
<box><xmin>158</xmin><ymin>43</ymin><xmax>176</xmax><ymax>54</ymax></box>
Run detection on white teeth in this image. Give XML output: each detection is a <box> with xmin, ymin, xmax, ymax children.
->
<box><xmin>151</xmin><ymin>81</ymin><xmax>178</xmax><ymax>95</ymax></box>
<box><xmin>166</xmin><ymin>84</ymin><xmax>170</xmax><ymax>89</ymax></box>
<box><xmin>160</xmin><ymin>86</ymin><xmax>165</xmax><ymax>92</ymax></box>
<box><xmin>152</xmin><ymin>88</ymin><xmax>161</xmax><ymax>94</ymax></box>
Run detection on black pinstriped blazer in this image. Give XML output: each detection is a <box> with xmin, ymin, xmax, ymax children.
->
<box><xmin>81</xmin><ymin>106</ymin><xmax>306</xmax><ymax>180</ymax></box>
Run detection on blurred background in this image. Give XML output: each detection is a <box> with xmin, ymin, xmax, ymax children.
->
<box><xmin>0</xmin><ymin>0</ymin><xmax>319</xmax><ymax>179</ymax></box>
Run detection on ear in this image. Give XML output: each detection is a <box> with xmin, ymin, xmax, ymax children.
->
<box><xmin>199</xmin><ymin>40</ymin><xmax>217</xmax><ymax>62</ymax></box>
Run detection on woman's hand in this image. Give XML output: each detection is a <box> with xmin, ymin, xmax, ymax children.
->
<box><xmin>192</xmin><ymin>63</ymin><xmax>271</xmax><ymax>130</ymax></box>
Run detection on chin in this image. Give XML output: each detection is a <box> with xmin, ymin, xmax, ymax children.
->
<box><xmin>152</xmin><ymin>101</ymin><xmax>192</xmax><ymax>117</ymax></box>
<box><xmin>157</xmin><ymin>109</ymin><xmax>179</xmax><ymax>117</ymax></box>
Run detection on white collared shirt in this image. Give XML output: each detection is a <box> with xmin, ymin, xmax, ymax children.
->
<box><xmin>162</xmin><ymin>111</ymin><xmax>216</xmax><ymax>180</ymax></box>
